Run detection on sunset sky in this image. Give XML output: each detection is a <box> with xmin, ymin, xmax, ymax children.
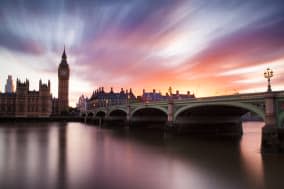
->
<box><xmin>0</xmin><ymin>0</ymin><xmax>284</xmax><ymax>107</ymax></box>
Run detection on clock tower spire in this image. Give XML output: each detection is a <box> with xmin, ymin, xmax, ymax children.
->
<box><xmin>58</xmin><ymin>47</ymin><xmax>70</xmax><ymax>114</ymax></box>
<box><xmin>62</xmin><ymin>45</ymin><xmax>67</xmax><ymax>60</ymax></box>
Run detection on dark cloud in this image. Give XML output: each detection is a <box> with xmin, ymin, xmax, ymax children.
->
<box><xmin>0</xmin><ymin>29</ymin><xmax>45</xmax><ymax>55</ymax></box>
<box><xmin>192</xmin><ymin>0</ymin><xmax>284</xmax><ymax>9</ymax></box>
<box><xmin>0</xmin><ymin>0</ymin><xmax>181</xmax><ymax>54</ymax></box>
<box><xmin>118</xmin><ymin>1</ymin><xmax>173</xmax><ymax>30</ymax></box>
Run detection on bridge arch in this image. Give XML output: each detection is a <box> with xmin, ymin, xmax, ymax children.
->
<box><xmin>95</xmin><ymin>110</ymin><xmax>107</xmax><ymax>118</ymax></box>
<box><xmin>108</xmin><ymin>108</ymin><xmax>127</xmax><ymax>117</ymax></box>
<box><xmin>130</xmin><ymin>106</ymin><xmax>168</xmax><ymax>118</ymax></box>
<box><xmin>109</xmin><ymin>109</ymin><xmax>127</xmax><ymax>117</ymax></box>
<box><xmin>130</xmin><ymin>106</ymin><xmax>168</xmax><ymax>129</ymax></box>
<box><xmin>174</xmin><ymin>102</ymin><xmax>265</xmax><ymax>121</ymax></box>
<box><xmin>87</xmin><ymin>112</ymin><xmax>94</xmax><ymax>117</ymax></box>
<box><xmin>278</xmin><ymin>112</ymin><xmax>284</xmax><ymax>128</ymax></box>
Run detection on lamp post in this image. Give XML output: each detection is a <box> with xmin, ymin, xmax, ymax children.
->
<box><xmin>167</xmin><ymin>86</ymin><xmax>174</xmax><ymax>127</ymax></box>
<box><xmin>168</xmin><ymin>86</ymin><xmax>172</xmax><ymax>96</ymax></box>
<box><xmin>105</xmin><ymin>99</ymin><xmax>109</xmax><ymax>108</ymax></box>
<box><xmin>168</xmin><ymin>86</ymin><xmax>173</xmax><ymax>102</ymax></box>
<box><xmin>264</xmin><ymin>68</ymin><xmax>273</xmax><ymax>92</ymax></box>
<box><xmin>127</xmin><ymin>93</ymin><xmax>131</xmax><ymax>126</ymax></box>
<box><xmin>84</xmin><ymin>98</ymin><xmax>87</xmax><ymax>112</ymax></box>
<box><xmin>84</xmin><ymin>98</ymin><xmax>87</xmax><ymax>123</ymax></box>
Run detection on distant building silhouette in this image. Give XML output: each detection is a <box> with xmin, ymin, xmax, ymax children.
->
<box><xmin>138</xmin><ymin>89</ymin><xmax>195</xmax><ymax>102</ymax></box>
<box><xmin>5</xmin><ymin>75</ymin><xmax>14</xmax><ymax>93</ymax></box>
<box><xmin>76</xmin><ymin>95</ymin><xmax>88</xmax><ymax>112</ymax></box>
<box><xmin>82</xmin><ymin>87</ymin><xmax>195</xmax><ymax>110</ymax></box>
<box><xmin>140</xmin><ymin>89</ymin><xmax>163</xmax><ymax>102</ymax></box>
<box><xmin>86</xmin><ymin>87</ymin><xmax>136</xmax><ymax>109</ymax></box>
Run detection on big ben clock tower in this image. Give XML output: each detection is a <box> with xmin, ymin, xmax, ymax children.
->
<box><xmin>58</xmin><ymin>47</ymin><xmax>70</xmax><ymax>114</ymax></box>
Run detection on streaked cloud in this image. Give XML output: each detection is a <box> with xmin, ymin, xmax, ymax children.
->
<box><xmin>0</xmin><ymin>0</ymin><xmax>284</xmax><ymax>106</ymax></box>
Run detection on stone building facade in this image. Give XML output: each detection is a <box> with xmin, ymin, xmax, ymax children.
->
<box><xmin>0</xmin><ymin>79</ymin><xmax>52</xmax><ymax>117</ymax></box>
<box><xmin>58</xmin><ymin>47</ymin><xmax>70</xmax><ymax>113</ymax></box>
<box><xmin>87</xmin><ymin>87</ymin><xmax>136</xmax><ymax>110</ymax></box>
<box><xmin>76</xmin><ymin>95</ymin><xmax>87</xmax><ymax>112</ymax></box>
<box><xmin>138</xmin><ymin>88</ymin><xmax>195</xmax><ymax>102</ymax></box>
<box><xmin>0</xmin><ymin>48</ymin><xmax>70</xmax><ymax>117</ymax></box>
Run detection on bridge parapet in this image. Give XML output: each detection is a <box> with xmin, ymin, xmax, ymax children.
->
<box><xmin>86</xmin><ymin>91</ymin><xmax>284</xmax><ymax>112</ymax></box>
<box><xmin>84</xmin><ymin>91</ymin><xmax>284</xmax><ymax>153</ymax></box>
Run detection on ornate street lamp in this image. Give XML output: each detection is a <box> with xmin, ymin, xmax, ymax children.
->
<box><xmin>264</xmin><ymin>68</ymin><xmax>273</xmax><ymax>92</ymax></box>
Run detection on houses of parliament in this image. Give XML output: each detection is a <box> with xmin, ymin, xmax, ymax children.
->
<box><xmin>0</xmin><ymin>48</ymin><xmax>70</xmax><ymax>117</ymax></box>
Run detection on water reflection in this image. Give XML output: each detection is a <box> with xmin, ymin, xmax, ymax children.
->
<box><xmin>0</xmin><ymin>122</ymin><xmax>69</xmax><ymax>189</ymax></box>
<box><xmin>0</xmin><ymin>122</ymin><xmax>283</xmax><ymax>189</ymax></box>
<box><xmin>57</xmin><ymin>122</ymin><xmax>68</xmax><ymax>189</ymax></box>
<box><xmin>262</xmin><ymin>150</ymin><xmax>284</xmax><ymax>189</ymax></box>
<box><xmin>240</xmin><ymin>122</ymin><xmax>265</xmax><ymax>189</ymax></box>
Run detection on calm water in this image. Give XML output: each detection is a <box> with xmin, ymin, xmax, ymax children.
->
<box><xmin>0</xmin><ymin>122</ymin><xmax>284</xmax><ymax>189</ymax></box>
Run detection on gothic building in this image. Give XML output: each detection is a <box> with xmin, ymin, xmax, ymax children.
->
<box><xmin>137</xmin><ymin>89</ymin><xmax>195</xmax><ymax>102</ymax></box>
<box><xmin>76</xmin><ymin>95</ymin><xmax>88</xmax><ymax>112</ymax></box>
<box><xmin>0</xmin><ymin>79</ymin><xmax>52</xmax><ymax>117</ymax></box>
<box><xmin>87</xmin><ymin>87</ymin><xmax>136</xmax><ymax>110</ymax></box>
<box><xmin>0</xmin><ymin>47</ymin><xmax>70</xmax><ymax>117</ymax></box>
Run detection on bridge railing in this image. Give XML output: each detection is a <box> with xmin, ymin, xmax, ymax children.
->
<box><xmin>87</xmin><ymin>90</ymin><xmax>284</xmax><ymax>111</ymax></box>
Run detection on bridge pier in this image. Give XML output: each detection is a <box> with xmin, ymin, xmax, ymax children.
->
<box><xmin>166</xmin><ymin>100</ymin><xmax>244</xmax><ymax>136</ymax></box>
<box><xmin>261</xmin><ymin>93</ymin><xmax>284</xmax><ymax>153</ymax></box>
<box><xmin>165</xmin><ymin>100</ymin><xmax>178</xmax><ymax>133</ymax></box>
<box><xmin>167</xmin><ymin>99</ymin><xmax>174</xmax><ymax>127</ymax></box>
<box><xmin>261</xmin><ymin>126</ymin><xmax>279</xmax><ymax>153</ymax></box>
<box><xmin>125</xmin><ymin>120</ymin><xmax>131</xmax><ymax>128</ymax></box>
<box><xmin>126</xmin><ymin>105</ymin><xmax>131</xmax><ymax>128</ymax></box>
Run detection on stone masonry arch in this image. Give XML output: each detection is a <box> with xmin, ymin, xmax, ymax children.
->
<box><xmin>174</xmin><ymin>101</ymin><xmax>265</xmax><ymax>121</ymax></box>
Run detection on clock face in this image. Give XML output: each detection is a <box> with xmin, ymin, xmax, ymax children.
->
<box><xmin>60</xmin><ymin>69</ymin><xmax>67</xmax><ymax>77</ymax></box>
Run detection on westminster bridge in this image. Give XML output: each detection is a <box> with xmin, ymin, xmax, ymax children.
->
<box><xmin>82</xmin><ymin>91</ymin><xmax>284</xmax><ymax>153</ymax></box>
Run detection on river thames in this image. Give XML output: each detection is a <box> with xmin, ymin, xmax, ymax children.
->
<box><xmin>0</xmin><ymin>121</ymin><xmax>283</xmax><ymax>189</ymax></box>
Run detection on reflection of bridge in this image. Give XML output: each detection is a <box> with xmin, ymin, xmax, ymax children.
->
<box><xmin>83</xmin><ymin>91</ymin><xmax>284</xmax><ymax>153</ymax></box>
